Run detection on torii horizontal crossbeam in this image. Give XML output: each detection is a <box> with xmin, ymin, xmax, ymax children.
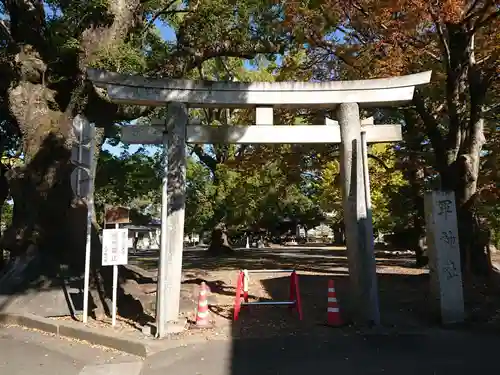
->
<box><xmin>120</xmin><ymin>124</ymin><xmax>402</xmax><ymax>145</ymax></box>
<box><xmin>87</xmin><ymin>69</ymin><xmax>432</xmax><ymax>109</ymax></box>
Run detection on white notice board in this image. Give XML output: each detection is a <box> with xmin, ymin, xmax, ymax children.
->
<box><xmin>102</xmin><ymin>228</ymin><xmax>129</xmax><ymax>266</ymax></box>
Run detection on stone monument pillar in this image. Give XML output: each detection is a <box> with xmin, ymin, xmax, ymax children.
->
<box><xmin>424</xmin><ymin>190</ymin><xmax>465</xmax><ymax>324</ymax></box>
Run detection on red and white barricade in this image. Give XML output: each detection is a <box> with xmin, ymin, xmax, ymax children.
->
<box><xmin>233</xmin><ymin>269</ymin><xmax>303</xmax><ymax>321</ymax></box>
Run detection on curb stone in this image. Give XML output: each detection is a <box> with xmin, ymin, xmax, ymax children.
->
<box><xmin>0</xmin><ymin>312</ymin><xmax>149</xmax><ymax>357</ymax></box>
<box><xmin>0</xmin><ymin>312</ymin><xmax>226</xmax><ymax>356</ymax></box>
<box><xmin>79</xmin><ymin>362</ymin><xmax>144</xmax><ymax>375</ymax></box>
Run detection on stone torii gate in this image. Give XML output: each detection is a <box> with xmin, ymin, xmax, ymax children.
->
<box><xmin>87</xmin><ymin>69</ymin><xmax>431</xmax><ymax>337</ymax></box>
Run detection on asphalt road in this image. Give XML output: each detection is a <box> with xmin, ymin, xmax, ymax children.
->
<box><xmin>3</xmin><ymin>324</ymin><xmax>500</xmax><ymax>375</ymax></box>
<box><xmin>142</xmin><ymin>332</ymin><xmax>500</xmax><ymax>375</ymax></box>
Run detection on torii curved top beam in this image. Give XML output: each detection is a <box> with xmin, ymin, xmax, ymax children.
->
<box><xmin>87</xmin><ymin>68</ymin><xmax>432</xmax><ymax>109</ymax></box>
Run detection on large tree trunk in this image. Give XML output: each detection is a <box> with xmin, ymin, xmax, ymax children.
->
<box><xmin>436</xmin><ymin>124</ymin><xmax>489</xmax><ymax>277</ymax></box>
<box><xmin>5</xmin><ymin>62</ymin><xmax>74</xmax><ymax>261</ymax></box>
<box><xmin>0</xmin><ymin>0</ymin><xmax>151</xmax><ymax>321</ymax></box>
<box><xmin>2</xmin><ymin>73</ymin><xmax>147</xmax><ymax>321</ymax></box>
<box><xmin>444</xmin><ymin>119</ymin><xmax>489</xmax><ymax>275</ymax></box>
<box><xmin>2</xmin><ymin>62</ymin><xmax>103</xmax><ymax>308</ymax></box>
<box><xmin>207</xmin><ymin>222</ymin><xmax>234</xmax><ymax>256</ymax></box>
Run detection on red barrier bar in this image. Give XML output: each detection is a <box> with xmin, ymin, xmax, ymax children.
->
<box><xmin>233</xmin><ymin>271</ymin><xmax>244</xmax><ymax>320</ymax></box>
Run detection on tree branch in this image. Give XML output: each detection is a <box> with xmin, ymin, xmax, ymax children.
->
<box><xmin>476</xmin><ymin>54</ymin><xmax>494</xmax><ymax>65</ymax></box>
<box><xmin>350</xmin><ymin>1</ymin><xmax>388</xmax><ymax>30</ymax></box>
<box><xmin>432</xmin><ymin>102</ymin><xmax>446</xmax><ymax>116</ymax></box>
<box><xmin>86</xmin><ymin>85</ymin><xmax>155</xmax><ymax>124</ymax></box>
<box><xmin>182</xmin><ymin>39</ymin><xmax>285</xmax><ymax>72</ymax></box>
<box><xmin>405</xmin><ymin>35</ymin><xmax>443</xmax><ymax>63</ymax></box>
<box><xmin>432</xmin><ymin>18</ymin><xmax>451</xmax><ymax>69</ymax></box>
<box><xmin>308</xmin><ymin>38</ymin><xmax>366</xmax><ymax>74</ymax></box>
<box><xmin>463</xmin><ymin>0</ymin><xmax>486</xmax><ymax>21</ymax></box>
<box><xmin>4</xmin><ymin>0</ymin><xmax>46</xmax><ymax>51</ymax></box>
<box><xmin>142</xmin><ymin>0</ymin><xmax>190</xmax><ymax>37</ymax></box>
<box><xmin>192</xmin><ymin>144</ymin><xmax>217</xmax><ymax>172</ymax></box>
<box><xmin>472</xmin><ymin>2</ymin><xmax>499</xmax><ymax>32</ymax></box>
<box><xmin>195</xmin><ymin>65</ymin><xmax>213</xmax><ymax>125</ymax></box>
<box><xmin>0</xmin><ymin>20</ymin><xmax>13</xmax><ymax>44</ymax></box>
<box><xmin>412</xmin><ymin>90</ymin><xmax>448</xmax><ymax>172</ymax></box>
<box><xmin>217</xmin><ymin>57</ymin><xmax>234</xmax><ymax>80</ymax></box>
<box><xmin>423</xmin><ymin>49</ymin><xmax>443</xmax><ymax>63</ymax></box>
<box><xmin>367</xmin><ymin>154</ymin><xmax>393</xmax><ymax>171</ymax></box>
<box><xmin>483</xmin><ymin>103</ymin><xmax>500</xmax><ymax>114</ymax></box>
<box><xmin>114</xmin><ymin>105</ymin><xmax>155</xmax><ymax>122</ymax></box>
<box><xmin>335</xmin><ymin>25</ymin><xmax>367</xmax><ymax>45</ymax></box>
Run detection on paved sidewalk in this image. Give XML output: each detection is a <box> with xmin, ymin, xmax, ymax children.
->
<box><xmin>0</xmin><ymin>326</ymin><xmax>142</xmax><ymax>375</ymax></box>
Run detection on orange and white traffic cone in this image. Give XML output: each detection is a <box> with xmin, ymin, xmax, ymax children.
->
<box><xmin>195</xmin><ymin>282</ymin><xmax>211</xmax><ymax>327</ymax></box>
<box><xmin>327</xmin><ymin>280</ymin><xmax>343</xmax><ymax>326</ymax></box>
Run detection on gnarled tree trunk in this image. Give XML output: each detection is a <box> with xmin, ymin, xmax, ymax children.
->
<box><xmin>0</xmin><ymin>0</ymin><xmax>149</xmax><ymax>321</ymax></box>
<box><xmin>442</xmin><ymin>118</ymin><xmax>489</xmax><ymax>275</ymax></box>
<box><xmin>207</xmin><ymin>222</ymin><xmax>234</xmax><ymax>255</ymax></box>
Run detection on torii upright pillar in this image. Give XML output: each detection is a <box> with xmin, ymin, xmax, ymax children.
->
<box><xmin>156</xmin><ymin>102</ymin><xmax>188</xmax><ymax>337</ymax></box>
<box><xmin>338</xmin><ymin>103</ymin><xmax>380</xmax><ymax>325</ymax></box>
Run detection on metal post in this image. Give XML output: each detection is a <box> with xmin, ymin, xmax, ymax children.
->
<box><xmin>82</xmin><ymin>129</ymin><xmax>95</xmax><ymax>325</ymax></box>
<box><xmin>360</xmin><ymin>130</ymin><xmax>380</xmax><ymax>325</ymax></box>
<box><xmin>112</xmin><ymin>223</ymin><xmax>119</xmax><ymax>327</ymax></box>
<box><xmin>243</xmin><ymin>301</ymin><xmax>295</xmax><ymax>306</ymax></box>
<box><xmin>245</xmin><ymin>269</ymin><xmax>295</xmax><ymax>274</ymax></box>
<box><xmin>82</xmin><ymin>192</ymin><xmax>92</xmax><ymax>324</ymax></box>
<box><xmin>155</xmin><ymin>129</ymin><xmax>169</xmax><ymax>338</ymax></box>
<box><xmin>77</xmin><ymin>130</ymin><xmax>83</xmax><ymax>197</ymax></box>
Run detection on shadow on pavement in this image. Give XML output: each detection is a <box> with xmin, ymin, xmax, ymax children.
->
<box><xmin>225</xmin><ymin>270</ymin><xmax>500</xmax><ymax>375</ymax></box>
<box><xmin>228</xmin><ymin>332</ymin><xmax>500</xmax><ymax>375</ymax></box>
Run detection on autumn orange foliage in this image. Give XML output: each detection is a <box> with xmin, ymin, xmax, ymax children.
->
<box><xmin>279</xmin><ymin>0</ymin><xmax>499</xmax><ymax>273</ymax></box>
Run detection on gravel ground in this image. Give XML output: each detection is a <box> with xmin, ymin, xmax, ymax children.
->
<box><xmin>63</xmin><ymin>246</ymin><xmax>500</xmax><ymax>341</ymax></box>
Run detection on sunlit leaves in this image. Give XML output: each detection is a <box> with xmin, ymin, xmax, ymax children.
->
<box><xmin>90</xmin><ymin>41</ymin><xmax>147</xmax><ymax>73</ymax></box>
<box><xmin>314</xmin><ymin>143</ymin><xmax>408</xmax><ymax>231</ymax></box>
<box><xmin>94</xmin><ymin>148</ymin><xmax>162</xmax><ymax>221</ymax></box>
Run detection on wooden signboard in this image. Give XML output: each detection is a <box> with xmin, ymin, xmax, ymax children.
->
<box><xmin>104</xmin><ymin>205</ymin><xmax>130</xmax><ymax>225</ymax></box>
